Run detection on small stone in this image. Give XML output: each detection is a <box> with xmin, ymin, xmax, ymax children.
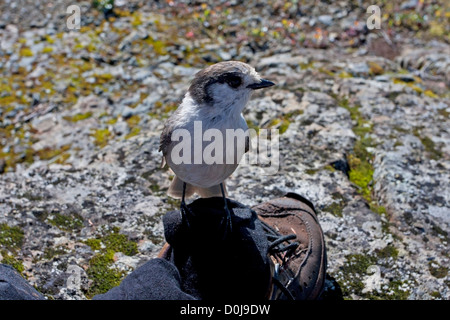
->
<box><xmin>318</xmin><ymin>15</ymin><xmax>333</xmax><ymax>26</ymax></box>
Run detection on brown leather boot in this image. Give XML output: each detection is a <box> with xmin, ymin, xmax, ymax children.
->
<box><xmin>252</xmin><ymin>192</ymin><xmax>327</xmax><ymax>300</ymax></box>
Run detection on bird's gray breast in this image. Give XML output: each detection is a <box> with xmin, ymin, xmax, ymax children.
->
<box><xmin>165</xmin><ymin>113</ymin><xmax>248</xmax><ymax>188</ymax></box>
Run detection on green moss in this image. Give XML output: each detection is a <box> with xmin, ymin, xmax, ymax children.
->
<box><xmin>84</xmin><ymin>238</ymin><xmax>102</xmax><ymax>251</ymax></box>
<box><xmin>337</xmin><ymin>252</ymin><xmax>410</xmax><ymax>300</ymax></box>
<box><xmin>20</xmin><ymin>191</ymin><xmax>43</xmax><ymax>201</ymax></box>
<box><xmin>323</xmin><ymin>201</ymin><xmax>344</xmax><ymax>217</ymax></box>
<box><xmin>43</xmin><ymin>246</ymin><xmax>67</xmax><ymax>260</ymax></box>
<box><xmin>393</xmin><ymin>140</ymin><xmax>404</xmax><ymax>147</ymax></box>
<box><xmin>279</xmin><ymin>119</ymin><xmax>290</xmax><ymax>134</ymax></box>
<box><xmin>430</xmin><ymin>291</ymin><xmax>441</xmax><ymax>299</ymax></box>
<box><xmin>370</xmin><ymin>203</ymin><xmax>387</xmax><ymax>216</ymax></box>
<box><xmin>0</xmin><ymin>250</ymin><xmax>24</xmax><ymax>274</ymax></box>
<box><xmin>305</xmin><ymin>168</ymin><xmax>318</xmax><ymax>175</ymax></box>
<box><xmin>284</xmin><ymin>110</ymin><xmax>304</xmax><ymax>119</ymax></box>
<box><xmin>437</xmin><ymin>108</ymin><xmax>450</xmax><ymax>118</ymax></box>
<box><xmin>36</xmin><ymin>144</ymin><xmax>71</xmax><ymax>161</ymax></box>
<box><xmin>41</xmin><ymin>47</ymin><xmax>54</xmax><ymax>54</ymax></box>
<box><xmin>53</xmin><ymin>153</ymin><xmax>71</xmax><ymax>165</ymax></box>
<box><xmin>323</xmin><ymin>192</ymin><xmax>346</xmax><ymax>217</ymax></box>
<box><xmin>166</xmin><ymin>197</ymin><xmax>181</xmax><ymax>212</ymax></box>
<box><xmin>246</xmin><ymin>120</ymin><xmax>260</xmax><ymax>134</ymax></box>
<box><xmin>267</xmin><ymin>118</ymin><xmax>280</xmax><ymax>127</ymax></box>
<box><xmin>376</xmin><ymin>245</ymin><xmax>398</xmax><ymax>259</ymax></box>
<box><xmin>47</xmin><ymin>212</ymin><xmax>83</xmax><ymax>232</ymax></box>
<box><xmin>420</xmin><ymin>136</ymin><xmax>442</xmax><ymax>160</ymax></box>
<box><xmin>368</xmin><ymin>61</ymin><xmax>384</xmax><ymax>75</ymax></box>
<box><xmin>86</xmin><ymin>249</ymin><xmax>124</xmax><ymax>298</ymax></box>
<box><xmin>145</xmin><ymin>38</ymin><xmax>168</xmax><ymax>55</ymax></box>
<box><xmin>392</xmin><ymin>77</ymin><xmax>424</xmax><ymax>94</ymax></box>
<box><xmin>131</xmin><ymin>12</ymin><xmax>143</xmax><ymax>27</ymax></box>
<box><xmin>338</xmin><ymin>98</ymin><xmax>354</xmax><ymax>117</ymax></box>
<box><xmin>299</xmin><ymin>61</ymin><xmax>314</xmax><ymax>70</ymax></box>
<box><xmin>91</xmin><ymin>128</ymin><xmax>111</xmax><ymax>148</ymax></box>
<box><xmin>348</xmin><ymin>153</ymin><xmax>374</xmax><ymax>201</ymax></box>
<box><xmin>94</xmin><ymin>73</ymin><xmax>113</xmax><ymax>84</ymax></box>
<box><xmin>383</xmin><ymin>280</ymin><xmax>411</xmax><ymax>300</ymax></box>
<box><xmin>424</xmin><ymin>89</ymin><xmax>439</xmax><ymax>99</ymax></box>
<box><xmin>63</xmin><ymin>112</ymin><xmax>93</xmax><ymax>122</ymax></box>
<box><xmin>19</xmin><ymin>47</ymin><xmax>33</xmax><ymax>57</ymax></box>
<box><xmin>339</xmin><ymin>99</ymin><xmax>373</xmax><ymax>137</ymax></box>
<box><xmin>340</xmin><ymin>253</ymin><xmax>377</xmax><ymax>297</ymax></box>
<box><xmin>124</xmin><ymin>127</ymin><xmax>141</xmax><ymax>139</ymax></box>
<box><xmin>338</xmin><ymin>71</ymin><xmax>353</xmax><ymax>78</ymax></box>
<box><xmin>85</xmin><ymin>227</ymin><xmax>138</xmax><ymax>298</ymax></box>
<box><xmin>353</xmin><ymin>120</ymin><xmax>373</xmax><ymax>137</ymax></box>
<box><xmin>44</xmin><ymin>35</ymin><xmax>55</xmax><ymax>44</ymax></box>
<box><xmin>428</xmin><ymin>262</ymin><xmax>448</xmax><ymax>279</ymax></box>
<box><xmin>412</xmin><ymin>127</ymin><xmax>442</xmax><ymax>160</ymax></box>
<box><xmin>339</xmin><ymin>101</ymin><xmax>376</xmax><ymax>202</ymax></box>
<box><xmin>267</xmin><ymin>117</ymin><xmax>293</xmax><ymax>135</ymax></box>
<box><xmin>125</xmin><ymin>114</ymin><xmax>140</xmax><ymax>127</ymax></box>
<box><xmin>0</xmin><ymin>225</ymin><xmax>25</xmax><ymax>274</ymax></box>
<box><xmin>102</xmin><ymin>230</ymin><xmax>138</xmax><ymax>256</ymax></box>
<box><xmin>0</xmin><ymin>223</ymin><xmax>24</xmax><ymax>251</ymax></box>
<box><xmin>338</xmin><ymin>100</ymin><xmax>392</xmax><ymax>218</ymax></box>
<box><xmin>149</xmin><ymin>183</ymin><xmax>160</xmax><ymax>193</ymax></box>
<box><xmin>369</xmin><ymin>204</ymin><xmax>392</xmax><ymax>233</ymax></box>
<box><xmin>0</xmin><ymin>143</ymin><xmax>34</xmax><ymax>172</ymax></box>
<box><xmin>318</xmin><ymin>67</ymin><xmax>335</xmax><ymax>77</ymax></box>
<box><xmin>105</xmin><ymin>117</ymin><xmax>118</xmax><ymax>125</ymax></box>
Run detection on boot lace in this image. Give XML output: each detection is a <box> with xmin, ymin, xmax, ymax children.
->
<box><xmin>261</xmin><ymin>220</ymin><xmax>300</xmax><ymax>300</ymax></box>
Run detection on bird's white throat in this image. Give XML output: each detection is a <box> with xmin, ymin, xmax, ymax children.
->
<box><xmin>175</xmin><ymin>92</ymin><xmax>249</xmax><ymax>132</ymax></box>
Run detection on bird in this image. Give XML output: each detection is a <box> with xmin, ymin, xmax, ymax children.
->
<box><xmin>159</xmin><ymin>61</ymin><xmax>275</xmax><ymax>217</ymax></box>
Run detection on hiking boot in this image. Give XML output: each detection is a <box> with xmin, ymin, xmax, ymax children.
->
<box><xmin>252</xmin><ymin>192</ymin><xmax>327</xmax><ymax>300</ymax></box>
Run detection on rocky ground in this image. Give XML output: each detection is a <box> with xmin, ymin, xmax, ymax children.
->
<box><xmin>0</xmin><ymin>0</ymin><xmax>449</xmax><ymax>300</ymax></box>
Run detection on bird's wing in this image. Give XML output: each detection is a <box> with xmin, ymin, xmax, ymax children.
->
<box><xmin>159</xmin><ymin>120</ymin><xmax>173</xmax><ymax>168</ymax></box>
<box><xmin>159</xmin><ymin>124</ymin><xmax>171</xmax><ymax>155</ymax></box>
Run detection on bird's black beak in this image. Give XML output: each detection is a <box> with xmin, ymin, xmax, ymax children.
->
<box><xmin>247</xmin><ymin>79</ymin><xmax>275</xmax><ymax>90</ymax></box>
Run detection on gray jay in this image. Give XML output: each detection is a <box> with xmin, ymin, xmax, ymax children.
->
<box><xmin>159</xmin><ymin>61</ymin><xmax>275</xmax><ymax>209</ymax></box>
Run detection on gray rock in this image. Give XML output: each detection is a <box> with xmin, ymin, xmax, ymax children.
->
<box><xmin>347</xmin><ymin>62</ymin><xmax>370</xmax><ymax>76</ymax></box>
<box><xmin>400</xmin><ymin>0</ymin><xmax>418</xmax><ymax>10</ymax></box>
<box><xmin>318</xmin><ymin>15</ymin><xmax>333</xmax><ymax>26</ymax></box>
<box><xmin>0</xmin><ymin>24</ymin><xmax>19</xmax><ymax>52</ymax></box>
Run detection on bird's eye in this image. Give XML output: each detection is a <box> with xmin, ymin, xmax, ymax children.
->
<box><xmin>225</xmin><ymin>75</ymin><xmax>242</xmax><ymax>88</ymax></box>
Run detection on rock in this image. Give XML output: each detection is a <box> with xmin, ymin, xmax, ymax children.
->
<box><xmin>400</xmin><ymin>0</ymin><xmax>418</xmax><ymax>10</ymax></box>
<box><xmin>302</xmin><ymin>91</ymin><xmax>336</xmax><ymax>107</ymax></box>
<box><xmin>257</xmin><ymin>53</ymin><xmax>310</xmax><ymax>70</ymax></box>
<box><xmin>318</xmin><ymin>15</ymin><xmax>333</xmax><ymax>26</ymax></box>
<box><xmin>347</xmin><ymin>62</ymin><xmax>370</xmax><ymax>76</ymax></box>
<box><xmin>173</xmin><ymin>65</ymin><xmax>200</xmax><ymax>77</ymax></box>
<box><xmin>0</xmin><ymin>24</ymin><xmax>19</xmax><ymax>52</ymax></box>
<box><xmin>131</xmin><ymin>68</ymin><xmax>154</xmax><ymax>82</ymax></box>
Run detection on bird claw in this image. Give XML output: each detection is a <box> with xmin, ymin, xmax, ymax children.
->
<box><xmin>180</xmin><ymin>181</ymin><xmax>233</xmax><ymax>240</ymax></box>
